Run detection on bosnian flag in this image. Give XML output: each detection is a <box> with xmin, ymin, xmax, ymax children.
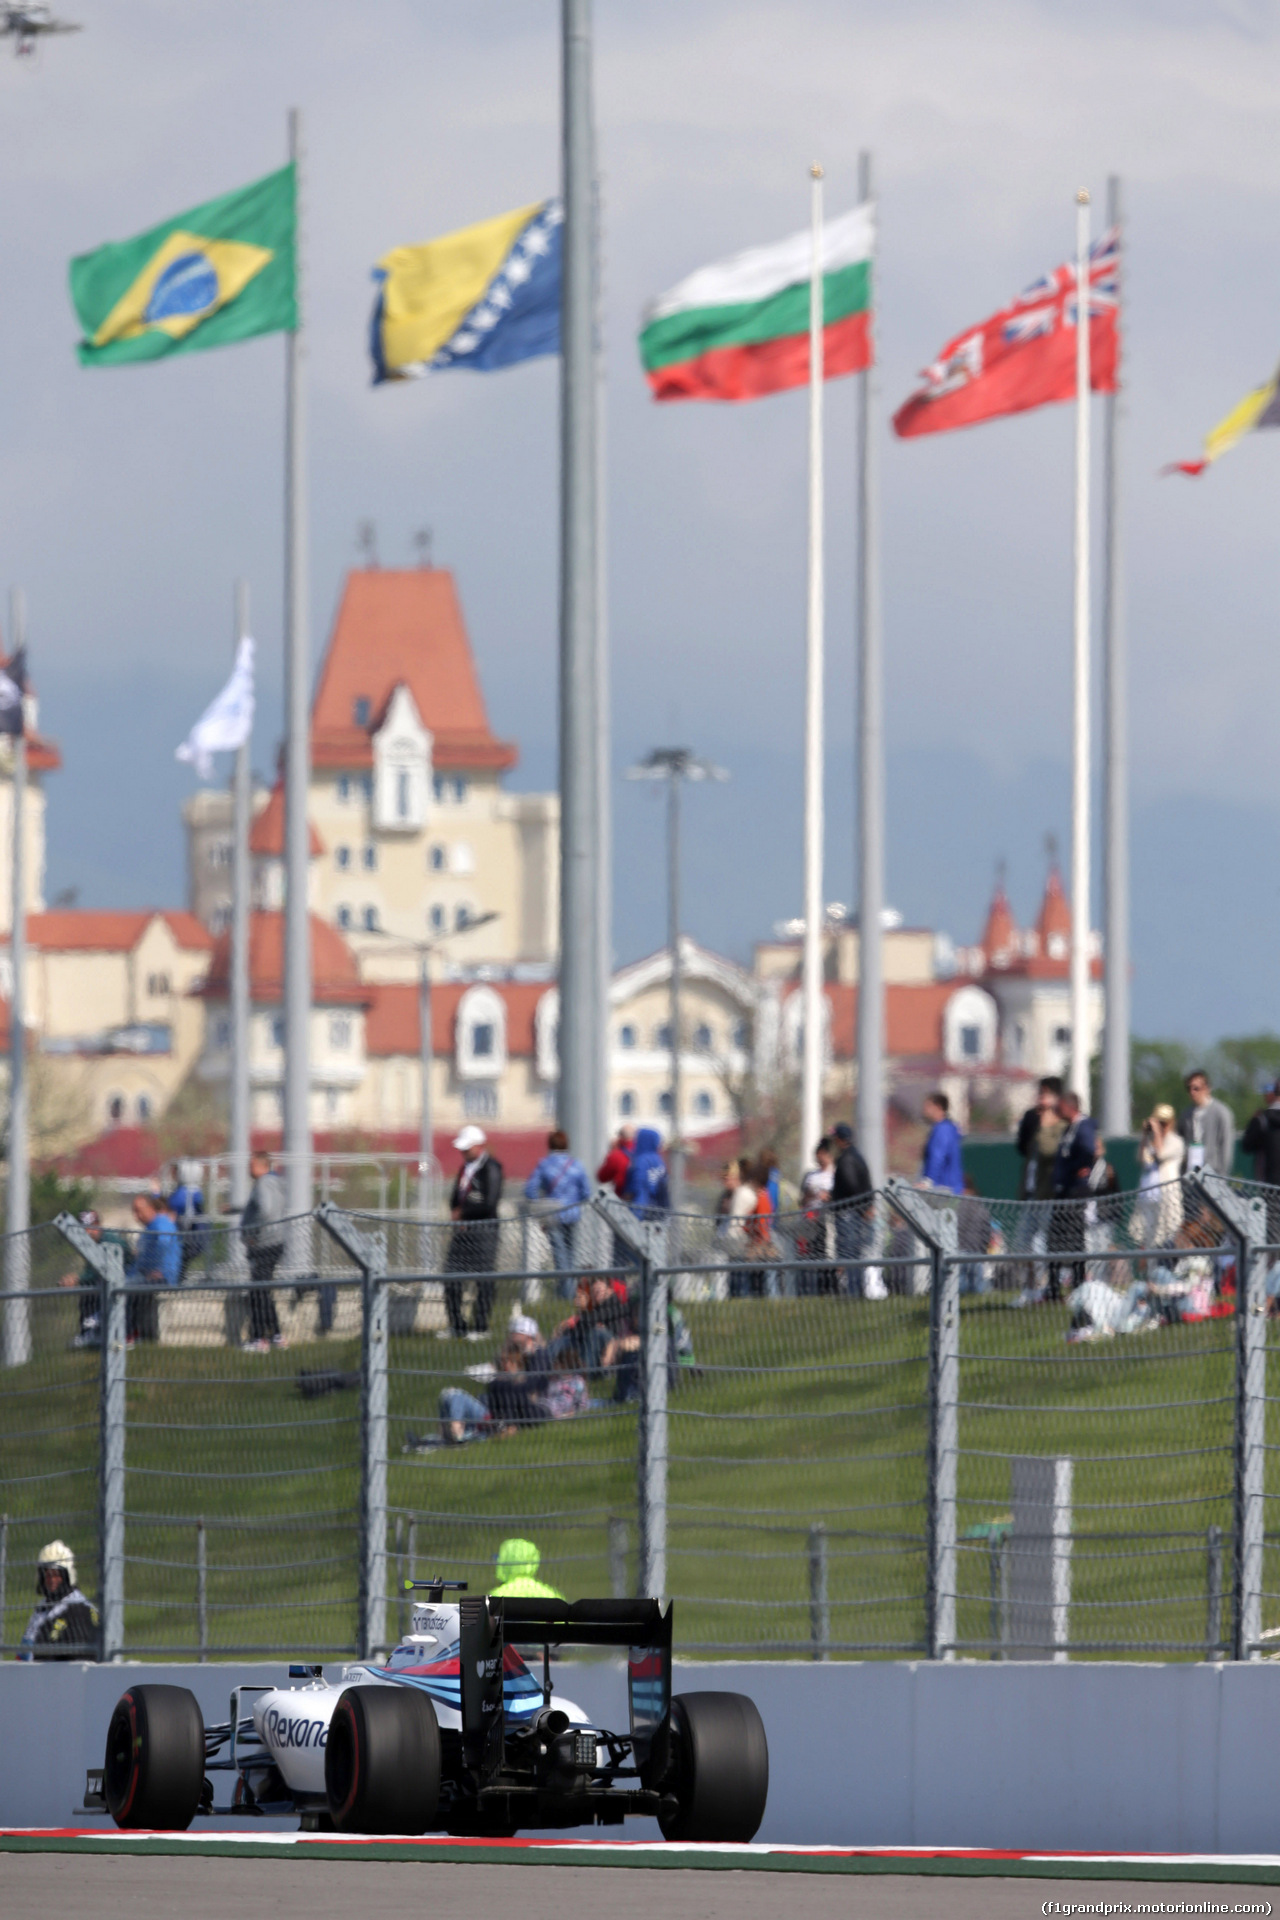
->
<box><xmin>638</xmin><ymin>202</ymin><xmax>873</xmax><ymax>403</ymax></box>
<box><xmin>893</xmin><ymin>229</ymin><xmax>1119</xmax><ymax>438</ymax></box>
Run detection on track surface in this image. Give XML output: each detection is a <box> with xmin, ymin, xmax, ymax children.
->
<box><xmin>5</xmin><ymin>1858</ymin><xmax>1279</xmax><ymax>1920</ymax></box>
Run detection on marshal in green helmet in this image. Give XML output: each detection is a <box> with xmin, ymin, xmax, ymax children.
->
<box><xmin>490</xmin><ymin>1536</ymin><xmax>564</xmax><ymax>1600</ymax></box>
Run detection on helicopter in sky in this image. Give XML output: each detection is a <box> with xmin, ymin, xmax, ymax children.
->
<box><xmin>0</xmin><ymin>5</ymin><xmax>80</xmax><ymax>56</ymax></box>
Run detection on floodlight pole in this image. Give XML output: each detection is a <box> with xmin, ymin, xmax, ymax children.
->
<box><xmin>1101</xmin><ymin>174</ymin><xmax>1131</xmax><ymax>1136</ymax></box>
<box><xmin>1069</xmin><ymin>189</ymin><xmax>1092</xmax><ymax>1109</ymax></box>
<box><xmin>627</xmin><ymin>750</ymin><xmax>729</xmax><ymax>1212</ymax></box>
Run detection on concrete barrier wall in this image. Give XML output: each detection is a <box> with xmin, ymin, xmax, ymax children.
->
<box><xmin>3</xmin><ymin>1657</ymin><xmax>1279</xmax><ymax>1851</ymax></box>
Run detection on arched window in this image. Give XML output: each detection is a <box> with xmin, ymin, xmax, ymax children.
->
<box><xmin>694</xmin><ymin>1090</ymin><xmax>714</xmax><ymax>1116</ymax></box>
<box><xmin>429</xmin><ymin>844</ymin><xmax>446</xmax><ymax>872</ymax></box>
<box><xmin>619</xmin><ymin>1090</ymin><xmax>635</xmax><ymax>1117</ymax></box>
<box><xmin>362</xmin><ymin>845</ymin><xmax>377</xmax><ymax>870</ymax></box>
<box><xmin>429</xmin><ymin>903</ymin><xmax>445</xmax><ymax>933</ymax></box>
<box><xmin>337</xmin><ymin>905</ymin><xmax>352</xmax><ymax>930</ymax></box>
<box><xmin>107</xmin><ymin>1094</ymin><xmax>125</xmax><ymax>1124</ymax></box>
<box><xmin>456</xmin><ymin>984</ymin><xmax>506</xmax><ymax>1080</ymax></box>
<box><xmin>655</xmin><ymin>1023</ymin><xmax>672</xmax><ymax>1049</ymax></box>
<box><xmin>694</xmin><ymin>1022</ymin><xmax>712</xmax><ymax>1050</ymax></box>
<box><xmin>619</xmin><ymin>1023</ymin><xmax>636</xmax><ymax>1049</ymax></box>
<box><xmin>336</xmin><ymin>845</ymin><xmax>351</xmax><ymax>870</ymax></box>
<box><xmin>658</xmin><ymin>1090</ymin><xmax>673</xmax><ymax>1115</ymax></box>
<box><xmin>363</xmin><ymin>905</ymin><xmax>380</xmax><ymax>931</ymax></box>
<box><xmin>337</xmin><ymin>776</ymin><xmax>351</xmax><ymax>803</ymax></box>
<box><xmin>137</xmin><ymin>1094</ymin><xmax>153</xmax><ymax>1123</ymax></box>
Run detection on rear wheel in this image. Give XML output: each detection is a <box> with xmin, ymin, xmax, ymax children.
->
<box><xmin>325</xmin><ymin>1685</ymin><xmax>441</xmax><ymax>1834</ymax></box>
<box><xmin>656</xmin><ymin>1691</ymin><xmax>768</xmax><ymax>1843</ymax></box>
<box><xmin>103</xmin><ymin>1684</ymin><xmax>205</xmax><ymax>1831</ymax></box>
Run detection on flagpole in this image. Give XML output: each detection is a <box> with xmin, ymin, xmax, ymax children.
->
<box><xmin>230</xmin><ymin>579</ymin><xmax>252</xmax><ymax>1214</ymax></box>
<box><xmin>1070</xmin><ymin>189</ymin><xmax>1092</xmax><ymax>1109</ymax></box>
<box><xmin>2</xmin><ymin>587</ymin><xmax>28</xmax><ymax>1369</ymax></box>
<box><xmin>559</xmin><ymin>0</ymin><xmax>604</xmax><ymax>1168</ymax></box>
<box><xmin>1101</xmin><ymin>175</ymin><xmax>1130</xmax><ymax>1137</ymax></box>
<box><xmin>800</xmin><ymin>162</ymin><xmax>826</xmax><ymax>1180</ymax></box>
<box><xmin>283</xmin><ymin>107</ymin><xmax>313</xmax><ymax>1227</ymax></box>
<box><xmin>855</xmin><ymin>148</ymin><xmax>885</xmax><ymax>1187</ymax></box>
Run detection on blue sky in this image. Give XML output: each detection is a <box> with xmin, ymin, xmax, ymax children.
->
<box><xmin>2</xmin><ymin>0</ymin><xmax>1279</xmax><ymax>1040</ymax></box>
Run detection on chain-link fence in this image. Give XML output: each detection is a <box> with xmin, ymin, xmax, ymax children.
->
<box><xmin>4</xmin><ymin>1175</ymin><xmax>1280</xmax><ymax>1663</ymax></box>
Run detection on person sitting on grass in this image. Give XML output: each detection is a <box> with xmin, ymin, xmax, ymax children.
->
<box><xmin>439</xmin><ymin>1340</ymin><xmax>546</xmax><ymax>1444</ymax></box>
<box><xmin>547</xmin><ymin>1273</ymin><xmax>633</xmax><ymax>1377</ymax></box>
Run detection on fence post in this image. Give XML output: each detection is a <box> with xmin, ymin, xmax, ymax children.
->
<box><xmin>0</xmin><ymin>1510</ymin><xmax>7</xmax><ymax>1649</ymax></box>
<box><xmin>608</xmin><ymin>1516</ymin><xmax>629</xmax><ymax>1598</ymax></box>
<box><xmin>1206</xmin><ymin>1523</ymin><xmax>1224</xmax><ymax>1661</ymax></box>
<box><xmin>196</xmin><ymin>1519</ymin><xmax>208</xmax><ymax>1663</ymax></box>
<box><xmin>1201</xmin><ymin>1173</ymin><xmax>1265</xmax><ymax>1661</ymax></box>
<box><xmin>886</xmin><ymin>1183</ymin><xmax>955</xmax><ymax>1659</ymax></box>
<box><xmin>808</xmin><ymin>1522</ymin><xmax>829</xmax><ymax>1661</ymax></box>
<box><xmin>55</xmin><ymin>1212</ymin><xmax>125</xmax><ymax>1659</ymax></box>
<box><xmin>591</xmin><ymin>1193</ymin><xmax>666</xmax><ymax>1600</ymax></box>
<box><xmin>315</xmin><ymin>1205</ymin><xmax>388</xmax><ymax>1659</ymax></box>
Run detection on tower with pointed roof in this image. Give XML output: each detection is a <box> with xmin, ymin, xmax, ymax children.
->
<box><xmin>973</xmin><ymin>859</ymin><xmax>1104</xmax><ymax>1086</ymax></box>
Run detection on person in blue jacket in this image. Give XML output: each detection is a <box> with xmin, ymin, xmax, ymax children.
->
<box><xmin>524</xmin><ymin>1128</ymin><xmax>591</xmax><ymax>1293</ymax></box>
<box><xmin>623</xmin><ymin>1127</ymin><xmax>670</xmax><ymax>1218</ymax></box>
<box><xmin>920</xmin><ymin>1091</ymin><xmax>965</xmax><ymax>1195</ymax></box>
<box><xmin>126</xmin><ymin>1191</ymin><xmax>182</xmax><ymax>1343</ymax></box>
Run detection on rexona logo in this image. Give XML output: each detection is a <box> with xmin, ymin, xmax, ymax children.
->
<box><xmin>262</xmin><ymin>1707</ymin><xmax>329</xmax><ymax>1750</ymax></box>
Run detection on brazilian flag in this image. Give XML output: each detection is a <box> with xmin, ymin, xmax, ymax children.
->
<box><xmin>70</xmin><ymin>164</ymin><xmax>296</xmax><ymax>366</ymax></box>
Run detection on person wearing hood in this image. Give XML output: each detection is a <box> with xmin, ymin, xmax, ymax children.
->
<box><xmin>490</xmin><ymin>1535</ymin><xmax>564</xmax><ymax>1600</ymax></box>
<box><xmin>623</xmin><ymin>1127</ymin><xmax>670</xmax><ymax>1217</ymax></box>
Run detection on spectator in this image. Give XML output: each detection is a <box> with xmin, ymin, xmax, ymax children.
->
<box><xmin>524</xmin><ymin>1129</ymin><xmax>590</xmax><ymax>1294</ymax></box>
<box><xmin>1138</xmin><ymin>1103</ymin><xmax>1186</xmax><ymax>1247</ymax></box>
<box><xmin>1047</xmin><ymin>1090</ymin><xmax>1099</xmax><ymax>1300</ymax></box>
<box><xmin>596</xmin><ymin>1127</ymin><xmax>634</xmax><ymax>1194</ymax></box>
<box><xmin>759</xmin><ymin>1151</ymin><xmax>781</xmax><ymax>1214</ymax></box>
<box><xmin>443</xmin><ymin>1125</ymin><xmax>504</xmax><ymax>1340</ymax></box>
<box><xmin>830</xmin><ymin>1122</ymin><xmax>878</xmax><ymax>1298</ymax></box>
<box><xmin>59</xmin><ymin>1209</ymin><xmax>126</xmax><ymax>1352</ymax></box>
<box><xmin>127</xmin><ymin>1192</ymin><xmax>181</xmax><ymax>1343</ymax></box>
<box><xmin>920</xmin><ymin>1091</ymin><xmax>964</xmax><ymax>1194</ymax></box>
<box><xmin>166</xmin><ymin>1159</ymin><xmax>206</xmax><ymax>1277</ymax></box>
<box><xmin>798</xmin><ymin>1139</ymin><xmax>838</xmax><ymax>1295</ymax></box>
<box><xmin>239</xmin><ymin>1148</ymin><xmax>286</xmax><ymax>1352</ymax></box>
<box><xmin>1016</xmin><ymin>1077</ymin><xmax>1066</xmax><ymax>1200</ymax></box>
<box><xmin>439</xmin><ymin>1341</ymin><xmax>546</xmax><ymax>1443</ymax></box>
<box><xmin>623</xmin><ymin>1127</ymin><xmax>669</xmax><ymax>1218</ymax></box>
<box><xmin>1179</xmin><ymin>1070</ymin><xmax>1235</xmax><ymax>1180</ymax></box>
<box><xmin>1243</xmin><ymin>1083</ymin><xmax>1280</xmax><ymax>1186</ymax></box>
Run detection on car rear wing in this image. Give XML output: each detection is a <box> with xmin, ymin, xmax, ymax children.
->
<box><xmin>459</xmin><ymin>1596</ymin><xmax>673</xmax><ymax>1771</ymax></box>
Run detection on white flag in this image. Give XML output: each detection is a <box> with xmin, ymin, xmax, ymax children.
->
<box><xmin>176</xmin><ymin>638</ymin><xmax>255</xmax><ymax>781</ymax></box>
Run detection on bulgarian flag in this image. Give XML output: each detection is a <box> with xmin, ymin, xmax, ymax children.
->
<box><xmin>638</xmin><ymin>202</ymin><xmax>874</xmax><ymax>403</ymax></box>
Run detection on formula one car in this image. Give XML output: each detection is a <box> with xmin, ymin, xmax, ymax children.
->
<box><xmin>86</xmin><ymin>1582</ymin><xmax>769</xmax><ymax>1841</ymax></box>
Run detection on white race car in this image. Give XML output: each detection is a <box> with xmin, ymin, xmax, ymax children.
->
<box><xmin>87</xmin><ymin>1582</ymin><xmax>769</xmax><ymax>1842</ymax></box>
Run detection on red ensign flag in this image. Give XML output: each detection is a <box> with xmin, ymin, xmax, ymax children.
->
<box><xmin>893</xmin><ymin>229</ymin><xmax>1119</xmax><ymax>439</ymax></box>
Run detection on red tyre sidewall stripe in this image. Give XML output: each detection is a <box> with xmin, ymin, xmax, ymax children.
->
<box><xmin>116</xmin><ymin>1694</ymin><xmax>140</xmax><ymax>1824</ymax></box>
<box><xmin>336</xmin><ymin>1701</ymin><xmax>360</xmax><ymax>1822</ymax></box>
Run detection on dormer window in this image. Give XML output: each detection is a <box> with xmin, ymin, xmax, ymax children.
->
<box><xmin>372</xmin><ymin>685</ymin><xmax>429</xmax><ymax>831</ymax></box>
<box><xmin>353</xmin><ymin>696</ymin><xmax>371</xmax><ymax>728</ymax></box>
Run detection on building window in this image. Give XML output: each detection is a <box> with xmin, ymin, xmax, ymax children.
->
<box><xmin>362</xmin><ymin>844</ymin><xmax>377</xmax><ymax>870</ymax></box>
<box><xmin>330</xmin><ymin>1015</ymin><xmax>351</xmax><ymax>1049</ymax></box>
<box><xmin>694</xmin><ymin>1022</ymin><xmax>712</xmax><ymax>1050</ymax></box>
<box><xmin>655</xmin><ymin>1023</ymin><xmax>672</xmax><ymax>1049</ymax></box>
<box><xmin>363</xmin><ymin>906</ymin><xmax>380</xmax><ymax>931</ymax></box>
<box><xmin>733</xmin><ymin>1020</ymin><xmax>748</xmax><ymax>1049</ymax></box>
<box><xmin>541</xmin><ymin>1087</ymin><xmax>557</xmax><ymax>1118</ymax></box>
<box><xmin>326</xmin><ymin>1088</ymin><xmax>339</xmax><ymax>1117</ymax></box>
<box><xmin>147</xmin><ymin>972</ymin><xmax>171</xmax><ymax>997</ymax></box>
<box><xmin>107</xmin><ymin>1094</ymin><xmax>125</xmax><ymax>1124</ymax></box>
<box><xmin>396</xmin><ymin>769</ymin><xmax>410</xmax><ymax>820</ymax></box>
<box><xmin>619</xmin><ymin>1090</ymin><xmax>636</xmax><ymax>1117</ymax></box>
<box><xmin>336</xmin><ymin>845</ymin><xmax>351</xmax><ymax>870</ymax></box>
<box><xmin>272</xmin><ymin>1017</ymin><xmax>285</xmax><ymax>1048</ymax></box>
<box><xmin>454</xmin><ymin>904</ymin><xmax>472</xmax><ymax>932</ymax></box>
<box><xmin>207</xmin><ymin>839</ymin><xmax>232</xmax><ymax>869</ymax></box>
<box><xmin>961</xmin><ymin>1025</ymin><xmax>981</xmax><ymax>1058</ymax></box>
<box><xmin>215</xmin><ymin>1017</ymin><xmax>230</xmax><ymax>1049</ymax></box>
<box><xmin>353</xmin><ymin>696</ymin><xmax>371</xmax><ymax>727</ymax></box>
<box><xmin>658</xmin><ymin>1090</ymin><xmax>673</xmax><ymax>1115</ymax></box>
<box><xmin>472</xmin><ymin>1022</ymin><xmax>495</xmax><ymax>1059</ymax></box>
<box><xmin>463</xmin><ymin>1084</ymin><xmax>498</xmax><ymax>1120</ymax></box>
<box><xmin>453</xmin><ymin>777</ymin><xmax>467</xmax><ymax>803</ymax></box>
<box><xmin>137</xmin><ymin>1094</ymin><xmax>152</xmax><ymax>1123</ymax></box>
<box><xmin>429</xmin><ymin>904</ymin><xmax>445</xmax><ymax>933</ymax></box>
<box><xmin>1054</xmin><ymin>1025</ymin><xmax>1071</xmax><ymax>1046</ymax></box>
<box><xmin>359</xmin><ymin>774</ymin><xmax>373</xmax><ymax>801</ymax></box>
<box><xmin>694</xmin><ymin>1090</ymin><xmax>714</xmax><ymax>1116</ymax></box>
<box><xmin>209</xmin><ymin>905</ymin><xmax>230</xmax><ymax>935</ymax></box>
<box><xmin>337</xmin><ymin>905</ymin><xmax>352</xmax><ymax>930</ymax></box>
<box><xmin>619</xmin><ymin>1023</ymin><xmax>636</xmax><ymax>1049</ymax></box>
<box><xmin>337</xmin><ymin>775</ymin><xmax>351</xmax><ymax>803</ymax></box>
<box><xmin>433</xmin><ymin>775</ymin><xmax>447</xmax><ymax>803</ymax></box>
<box><xmin>429</xmin><ymin>844</ymin><xmax>446</xmax><ymax>872</ymax></box>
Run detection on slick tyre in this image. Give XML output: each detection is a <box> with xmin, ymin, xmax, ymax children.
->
<box><xmin>657</xmin><ymin>1691</ymin><xmax>769</xmax><ymax>1844</ymax></box>
<box><xmin>103</xmin><ymin>1684</ymin><xmax>205</xmax><ymax>1831</ymax></box>
<box><xmin>325</xmin><ymin>1685</ymin><xmax>441</xmax><ymax>1835</ymax></box>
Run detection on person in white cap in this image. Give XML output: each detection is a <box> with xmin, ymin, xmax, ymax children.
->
<box><xmin>443</xmin><ymin>1125</ymin><xmax>504</xmax><ymax>1339</ymax></box>
<box><xmin>18</xmin><ymin>1540</ymin><xmax>99</xmax><ymax>1660</ymax></box>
